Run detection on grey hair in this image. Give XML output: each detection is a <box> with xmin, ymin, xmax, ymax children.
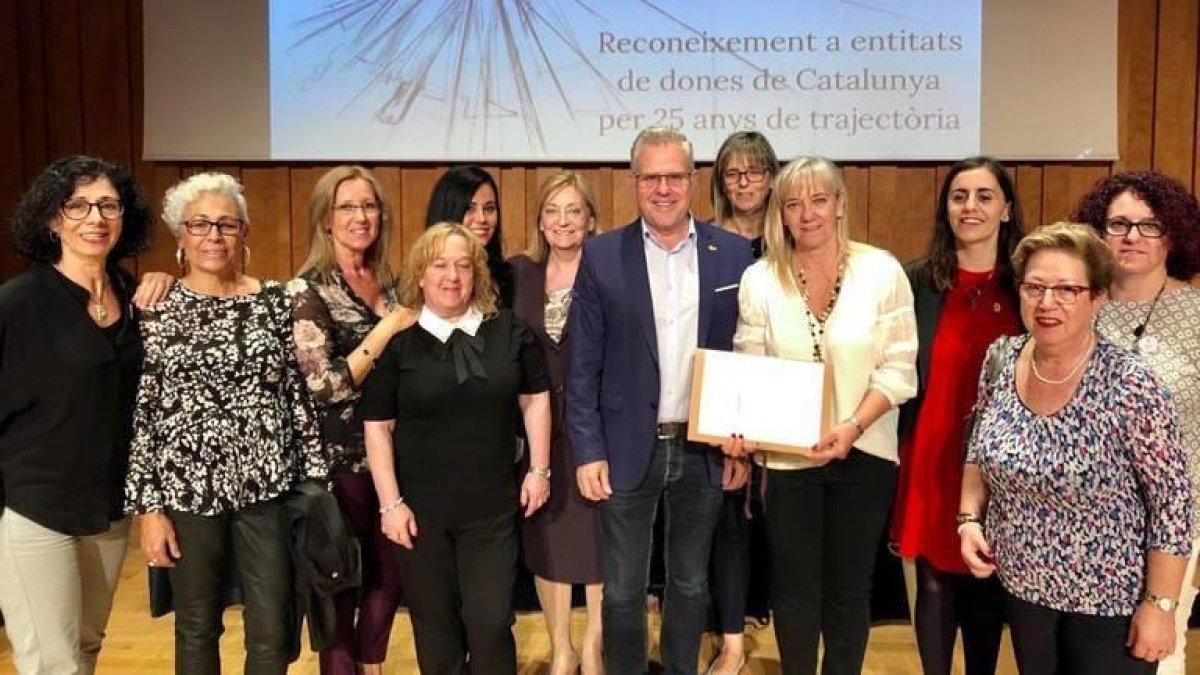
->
<box><xmin>161</xmin><ymin>172</ymin><xmax>250</xmax><ymax>236</ymax></box>
<box><xmin>630</xmin><ymin>126</ymin><xmax>694</xmax><ymax>173</ymax></box>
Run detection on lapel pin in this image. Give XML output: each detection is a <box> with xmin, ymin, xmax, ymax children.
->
<box><xmin>707</xmin><ymin>242</ymin><xmax>718</xmax><ymax>252</ymax></box>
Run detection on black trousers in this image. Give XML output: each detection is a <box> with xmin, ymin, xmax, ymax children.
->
<box><xmin>765</xmin><ymin>451</ymin><xmax>896</xmax><ymax>675</ymax></box>
<box><xmin>708</xmin><ymin>473</ymin><xmax>770</xmax><ymax>634</ymax></box>
<box><xmin>1006</xmin><ymin>593</ymin><xmax>1155</xmax><ymax>675</ymax></box>
<box><xmin>392</xmin><ymin>508</ymin><xmax>518</xmax><ymax>675</ymax></box>
<box><xmin>167</xmin><ymin>499</ymin><xmax>293</xmax><ymax>675</ymax></box>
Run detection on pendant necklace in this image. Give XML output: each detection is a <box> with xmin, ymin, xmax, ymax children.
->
<box><xmin>1132</xmin><ymin>279</ymin><xmax>1167</xmax><ymax>355</ymax></box>
<box><xmin>90</xmin><ymin>283</ymin><xmax>109</xmax><ymax>322</ymax></box>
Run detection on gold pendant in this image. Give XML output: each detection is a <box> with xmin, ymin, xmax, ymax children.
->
<box><xmin>91</xmin><ymin>302</ymin><xmax>108</xmax><ymax>322</ymax></box>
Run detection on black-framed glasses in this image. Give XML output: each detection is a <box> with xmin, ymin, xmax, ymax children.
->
<box><xmin>333</xmin><ymin>202</ymin><xmax>381</xmax><ymax>217</ymax></box>
<box><xmin>1104</xmin><ymin>217</ymin><xmax>1165</xmax><ymax>238</ymax></box>
<box><xmin>61</xmin><ymin>199</ymin><xmax>122</xmax><ymax>221</ymax></box>
<box><xmin>634</xmin><ymin>172</ymin><xmax>693</xmax><ymax>189</ymax></box>
<box><xmin>1018</xmin><ymin>282</ymin><xmax>1092</xmax><ymax>305</ymax></box>
<box><xmin>722</xmin><ymin>168</ymin><xmax>770</xmax><ymax>185</ymax></box>
<box><xmin>182</xmin><ymin>217</ymin><xmax>246</xmax><ymax>237</ymax></box>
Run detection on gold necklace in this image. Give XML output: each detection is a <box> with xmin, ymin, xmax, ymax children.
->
<box><xmin>89</xmin><ymin>282</ymin><xmax>109</xmax><ymax>322</ymax></box>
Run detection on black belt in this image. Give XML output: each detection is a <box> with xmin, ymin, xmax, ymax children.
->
<box><xmin>656</xmin><ymin>422</ymin><xmax>687</xmax><ymax>440</ymax></box>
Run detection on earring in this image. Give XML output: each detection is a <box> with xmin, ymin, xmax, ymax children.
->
<box><xmin>242</xmin><ymin>244</ymin><xmax>251</xmax><ymax>272</ymax></box>
<box><xmin>175</xmin><ymin>248</ymin><xmax>185</xmax><ymax>270</ymax></box>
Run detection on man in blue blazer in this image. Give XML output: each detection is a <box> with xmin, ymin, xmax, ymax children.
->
<box><xmin>566</xmin><ymin>127</ymin><xmax>753</xmax><ymax>674</ymax></box>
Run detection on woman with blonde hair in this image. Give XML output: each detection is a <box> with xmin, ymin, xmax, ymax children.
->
<box><xmin>725</xmin><ymin>156</ymin><xmax>918</xmax><ymax>673</ymax></box>
<box><xmin>361</xmin><ymin>223</ymin><xmax>552</xmax><ymax>674</ymax></box>
<box><xmin>289</xmin><ymin>165</ymin><xmax>416</xmax><ymax>675</ymax></box>
<box><xmin>510</xmin><ymin>172</ymin><xmax>603</xmax><ymax>675</ymax></box>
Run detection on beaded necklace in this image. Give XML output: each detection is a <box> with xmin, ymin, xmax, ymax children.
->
<box><xmin>795</xmin><ymin>258</ymin><xmax>845</xmax><ymax>362</ymax></box>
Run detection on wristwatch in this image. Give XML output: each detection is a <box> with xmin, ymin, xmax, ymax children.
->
<box><xmin>1143</xmin><ymin>593</ymin><xmax>1180</xmax><ymax>612</ymax></box>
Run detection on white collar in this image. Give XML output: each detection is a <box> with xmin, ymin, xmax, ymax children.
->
<box><xmin>418</xmin><ymin>305</ymin><xmax>483</xmax><ymax>343</ymax></box>
<box><xmin>640</xmin><ymin>217</ymin><xmax>697</xmax><ymax>253</ymax></box>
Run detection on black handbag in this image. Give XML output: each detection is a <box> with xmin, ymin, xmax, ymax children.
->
<box><xmin>963</xmin><ymin>336</ymin><xmax>1011</xmax><ymax>458</ymax></box>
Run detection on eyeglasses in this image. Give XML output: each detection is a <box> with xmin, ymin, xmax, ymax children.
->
<box><xmin>722</xmin><ymin>168</ymin><xmax>770</xmax><ymax>185</ymax></box>
<box><xmin>541</xmin><ymin>206</ymin><xmax>587</xmax><ymax>220</ymax></box>
<box><xmin>1018</xmin><ymin>282</ymin><xmax>1092</xmax><ymax>305</ymax></box>
<box><xmin>1104</xmin><ymin>217</ymin><xmax>1165</xmax><ymax>238</ymax></box>
<box><xmin>182</xmin><ymin>217</ymin><xmax>246</xmax><ymax>237</ymax></box>
<box><xmin>634</xmin><ymin>172</ymin><xmax>692</xmax><ymax>189</ymax></box>
<box><xmin>334</xmin><ymin>202</ymin><xmax>381</xmax><ymax>217</ymax></box>
<box><xmin>61</xmin><ymin>199</ymin><xmax>122</xmax><ymax>221</ymax></box>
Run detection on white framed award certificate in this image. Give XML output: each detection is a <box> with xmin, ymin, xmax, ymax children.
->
<box><xmin>686</xmin><ymin>349</ymin><xmax>834</xmax><ymax>454</ymax></box>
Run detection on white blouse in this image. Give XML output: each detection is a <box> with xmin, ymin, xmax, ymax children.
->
<box><xmin>733</xmin><ymin>242</ymin><xmax>918</xmax><ymax>469</ymax></box>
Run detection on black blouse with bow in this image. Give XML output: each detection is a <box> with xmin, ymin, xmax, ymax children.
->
<box><xmin>357</xmin><ymin>309</ymin><xmax>549</xmax><ymax>526</ymax></box>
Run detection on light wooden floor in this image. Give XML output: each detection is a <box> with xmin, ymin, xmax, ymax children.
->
<box><xmin>1</xmin><ymin>541</ymin><xmax>1197</xmax><ymax>674</ymax></box>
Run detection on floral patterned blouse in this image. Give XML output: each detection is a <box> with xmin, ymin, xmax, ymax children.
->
<box><xmin>125</xmin><ymin>281</ymin><xmax>327</xmax><ymax>516</ymax></box>
<box><xmin>287</xmin><ymin>269</ymin><xmax>399</xmax><ymax>474</ymax></box>
<box><xmin>967</xmin><ymin>335</ymin><xmax>1192</xmax><ymax>616</ymax></box>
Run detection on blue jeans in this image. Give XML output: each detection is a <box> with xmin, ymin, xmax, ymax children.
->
<box><xmin>600</xmin><ymin>438</ymin><xmax>723</xmax><ymax>675</ymax></box>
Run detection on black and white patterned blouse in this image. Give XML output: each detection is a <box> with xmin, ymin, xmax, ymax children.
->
<box><xmin>288</xmin><ymin>269</ymin><xmax>399</xmax><ymax>474</ymax></box>
<box><xmin>125</xmin><ymin>280</ymin><xmax>327</xmax><ymax>516</ymax></box>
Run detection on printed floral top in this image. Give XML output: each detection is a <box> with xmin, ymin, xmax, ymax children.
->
<box><xmin>288</xmin><ymin>270</ymin><xmax>400</xmax><ymax>474</ymax></box>
<box><xmin>125</xmin><ymin>281</ymin><xmax>327</xmax><ymax>516</ymax></box>
<box><xmin>967</xmin><ymin>335</ymin><xmax>1192</xmax><ymax>616</ymax></box>
<box><xmin>1098</xmin><ymin>285</ymin><xmax>1200</xmax><ymax>532</ymax></box>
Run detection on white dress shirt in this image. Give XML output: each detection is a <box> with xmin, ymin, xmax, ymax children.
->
<box><xmin>642</xmin><ymin>218</ymin><xmax>699</xmax><ymax>424</ymax></box>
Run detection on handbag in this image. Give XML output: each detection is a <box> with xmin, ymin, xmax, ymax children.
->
<box><xmin>962</xmin><ymin>335</ymin><xmax>1011</xmax><ymax>459</ymax></box>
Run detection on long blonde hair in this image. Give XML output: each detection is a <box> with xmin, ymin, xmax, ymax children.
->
<box><xmin>525</xmin><ymin>171</ymin><xmax>598</xmax><ymax>262</ymax></box>
<box><xmin>298</xmin><ymin>165</ymin><xmax>395</xmax><ymax>287</ymax></box>
<box><xmin>763</xmin><ymin>157</ymin><xmax>851</xmax><ymax>295</ymax></box>
<box><xmin>400</xmin><ymin>223</ymin><xmax>498</xmax><ymax>317</ymax></box>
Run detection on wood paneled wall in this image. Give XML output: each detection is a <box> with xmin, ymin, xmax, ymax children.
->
<box><xmin>0</xmin><ymin>0</ymin><xmax>1194</xmax><ymax>280</ymax></box>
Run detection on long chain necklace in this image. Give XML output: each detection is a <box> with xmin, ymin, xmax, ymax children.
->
<box><xmin>1132</xmin><ymin>279</ymin><xmax>1167</xmax><ymax>354</ymax></box>
<box><xmin>1029</xmin><ymin>333</ymin><xmax>1095</xmax><ymax>385</ymax></box>
<box><xmin>796</xmin><ymin>258</ymin><xmax>845</xmax><ymax>362</ymax></box>
<box><xmin>90</xmin><ymin>283</ymin><xmax>109</xmax><ymax>322</ymax></box>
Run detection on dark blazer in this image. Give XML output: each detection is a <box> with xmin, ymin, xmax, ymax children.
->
<box><xmin>897</xmin><ymin>257</ymin><xmax>1021</xmax><ymax>442</ymax></box>
<box><xmin>565</xmin><ymin>219</ymin><xmax>754</xmax><ymax>490</ymax></box>
<box><xmin>511</xmin><ymin>255</ymin><xmax>570</xmax><ymax>442</ymax></box>
<box><xmin>897</xmin><ymin>258</ymin><xmax>944</xmax><ymax>443</ymax></box>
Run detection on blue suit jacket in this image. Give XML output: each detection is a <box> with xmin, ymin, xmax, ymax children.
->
<box><xmin>565</xmin><ymin>219</ymin><xmax>754</xmax><ymax>490</ymax></box>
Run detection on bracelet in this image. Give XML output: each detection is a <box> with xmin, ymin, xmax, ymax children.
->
<box><xmin>379</xmin><ymin>497</ymin><xmax>405</xmax><ymax>515</ymax></box>
<box><xmin>844</xmin><ymin>415</ymin><xmax>865</xmax><ymax>437</ymax></box>
<box><xmin>955</xmin><ymin>512</ymin><xmax>982</xmax><ymax>535</ymax></box>
<box><xmin>528</xmin><ymin>466</ymin><xmax>551</xmax><ymax>480</ymax></box>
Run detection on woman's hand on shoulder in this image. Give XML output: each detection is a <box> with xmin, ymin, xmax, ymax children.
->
<box><xmin>521</xmin><ymin>470</ymin><xmax>551</xmax><ymax>517</ymax></box>
<box><xmin>380</xmin><ymin>503</ymin><xmax>419</xmax><ymax>550</ymax></box>
<box><xmin>379</xmin><ymin>306</ymin><xmax>418</xmax><ymax>336</ymax></box>
<box><xmin>139</xmin><ymin>511</ymin><xmax>181</xmax><ymax>568</ymax></box>
<box><xmin>133</xmin><ymin>272</ymin><xmax>176</xmax><ymax>309</ymax></box>
<box><xmin>958</xmin><ymin>523</ymin><xmax>997</xmax><ymax>578</ymax></box>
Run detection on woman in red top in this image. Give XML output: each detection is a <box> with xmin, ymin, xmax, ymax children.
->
<box><xmin>891</xmin><ymin>157</ymin><xmax>1025</xmax><ymax>675</ymax></box>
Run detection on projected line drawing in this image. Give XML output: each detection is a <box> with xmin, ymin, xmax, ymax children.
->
<box><xmin>288</xmin><ymin>0</ymin><xmax>630</xmax><ymax>154</ymax></box>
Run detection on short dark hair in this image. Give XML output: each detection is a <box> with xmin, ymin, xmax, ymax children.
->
<box><xmin>928</xmin><ymin>156</ymin><xmax>1025</xmax><ymax>292</ymax></box>
<box><xmin>11</xmin><ymin>155</ymin><xmax>152</xmax><ymax>264</ymax></box>
<box><xmin>1072</xmin><ymin>171</ymin><xmax>1200</xmax><ymax>280</ymax></box>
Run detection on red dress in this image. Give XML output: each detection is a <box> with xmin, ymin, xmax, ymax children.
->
<box><xmin>891</xmin><ymin>268</ymin><xmax>1020</xmax><ymax>573</ymax></box>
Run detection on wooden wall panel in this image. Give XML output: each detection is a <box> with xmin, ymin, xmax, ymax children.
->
<box><xmin>1151</xmin><ymin>0</ymin><xmax>1199</xmax><ymax>184</ymax></box>
<box><xmin>0</xmin><ymin>0</ymin><xmax>1196</xmax><ymax>284</ymax></box>
<box><xmin>1117</xmin><ymin>0</ymin><xmax>1159</xmax><ymax>172</ymax></box>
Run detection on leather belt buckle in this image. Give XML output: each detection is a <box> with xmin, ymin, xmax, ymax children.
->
<box><xmin>656</xmin><ymin>422</ymin><xmax>687</xmax><ymax>440</ymax></box>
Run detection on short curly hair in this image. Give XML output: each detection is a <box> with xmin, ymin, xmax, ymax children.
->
<box><xmin>1072</xmin><ymin>171</ymin><xmax>1200</xmax><ymax>280</ymax></box>
<box><xmin>11</xmin><ymin>155</ymin><xmax>152</xmax><ymax>264</ymax></box>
